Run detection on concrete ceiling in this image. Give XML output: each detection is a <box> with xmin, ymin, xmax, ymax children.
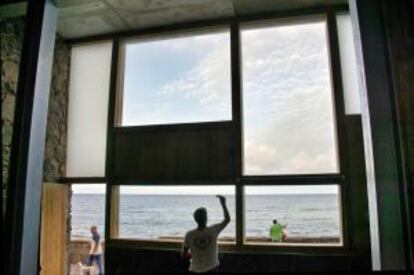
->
<box><xmin>57</xmin><ymin>0</ymin><xmax>348</xmax><ymax>39</ymax></box>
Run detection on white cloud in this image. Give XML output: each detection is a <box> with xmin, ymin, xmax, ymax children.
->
<box><xmin>124</xmin><ymin>21</ymin><xmax>338</xmax><ymax>175</ymax></box>
<box><xmin>241</xmin><ymin>21</ymin><xmax>338</xmax><ymax>175</ymax></box>
<box><xmin>123</xmin><ymin>31</ymin><xmax>232</xmax><ymax>125</ymax></box>
<box><xmin>158</xmin><ymin>32</ymin><xmax>231</xmax><ymax>111</ymax></box>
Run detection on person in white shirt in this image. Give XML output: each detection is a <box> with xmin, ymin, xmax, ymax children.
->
<box><xmin>181</xmin><ymin>195</ymin><xmax>230</xmax><ymax>274</ymax></box>
<box><xmin>87</xmin><ymin>225</ymin><xmax>103</xmax><ymax>275</ymax></box>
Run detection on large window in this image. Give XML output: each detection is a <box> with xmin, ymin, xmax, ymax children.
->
<box><xmin>244</xmin><ymin>185</ymin><xmax>341</xmax><ymax>245</ymax></box>
<box><xmin>112</xmin><ymin>184</ymin><xmax>342</xmax><ymax>245</ymax></box>
<box><xmin>63</xmin><ymin>9</ymin><xmax>358</xmax><ymax>251</ymax></box>
<box><xmin>70</xmin><ymin>184</ymin><xmax>106</xmax><ymax>275</ymax></box>
<box><xmin>71</xmin><ymin>184</ymin><xmax>106</xmax><ymax>239</ymax></box>
<box><xmin>116</xmin><ymin>186</ymin><xmax>235</xmax><ymax>242</ymax></box>
<box><xmin>105</xmin><ymin>17</ymin><xmax>345</xmax><ymax>247</ymax></box>
<box><xmin>236</xmin><ymin>16</ymin><xmax>343</xmax><ymax>247</ymax></box>
<box><xmin>117</xmin><ymin>29</ymin><xmax>232</xmax><ymax>126</ymax></box>
<box><xmin>241</xmin><ymin>17</ymin><xmax>339</xmax><ymax>175</ymax></box>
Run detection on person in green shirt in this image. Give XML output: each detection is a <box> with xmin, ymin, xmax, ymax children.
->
<box><xmin>269</xmin><ymin>219</ymin><xmax>287</xmax><ymax>242</ymax></box>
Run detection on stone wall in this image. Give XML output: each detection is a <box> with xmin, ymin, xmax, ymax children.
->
<box><xmin>1</xmin><ymin>17</ymin><xmax>71</xmax><ymax>204</ymax></box>
<box><xmin>1</xmin><ymin>15</ymin><xmax>72</xmax><ymax>274</ymax></box>
<box><xmin>1</xmin><ymin>16</ymin><xmax>25</xmax><ymax>214</ymax></box>
<box><xmin>43</xmin><ymin>36</ymin><xmax>71</xmax><ymax>182</ymax></box>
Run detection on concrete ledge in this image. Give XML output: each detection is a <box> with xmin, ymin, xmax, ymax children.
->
<box><xmin>70</xmin><ymin>238</ymin><xmax>105</xmax><ymax>264</ymax></box>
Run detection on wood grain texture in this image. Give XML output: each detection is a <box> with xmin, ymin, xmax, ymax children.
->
<box><xmin>112</xmin><ymin>122</ymin><xmax>235</xmax><ymax>181</ymax></box>
<box><xmin>40</xmin><ymin>183</ymin><xmax>69</xmax><ymax>275</ymax></box>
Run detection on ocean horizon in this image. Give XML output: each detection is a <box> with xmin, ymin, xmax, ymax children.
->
<box><xmin>71</xmin><ymin>193</ymin><xmax>341</xmax><ymax>241</ymax></box>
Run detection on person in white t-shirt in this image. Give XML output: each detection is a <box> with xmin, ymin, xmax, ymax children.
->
<box><xmin>181</xmin><ymin>195</ymin><xmax>230</xmax><ymax>274</ymax></box>
<box><xmin>87</xmin><ymin>225</ymin><xmax>103</xmax><ymax>275</ymax></box>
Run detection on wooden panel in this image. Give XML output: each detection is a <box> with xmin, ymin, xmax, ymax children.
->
<box><xmin>112</xmin><ymin>122</ymin><xmax>235</xmax><ymax>181</ymax></box>
<box><xmin>40</xmin><ymin>183</ymin><xmax>69</xmax><ymax>275</ymax></box>
<box><xmin>105</xmin><ymin>245</ymin><xmax>371</xmax><ymax>273</ymax></box>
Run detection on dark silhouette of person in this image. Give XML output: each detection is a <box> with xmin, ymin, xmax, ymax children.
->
<box><xmin>181</xmin><ymin>195</ymin><xmax>230</xmax><ymax>274</ymax></box>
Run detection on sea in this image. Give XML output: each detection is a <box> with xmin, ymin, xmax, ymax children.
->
<box><xmin>71</xmin><ymin>194</ymin><xmax>341</xmax><ymax>240</ymax></box>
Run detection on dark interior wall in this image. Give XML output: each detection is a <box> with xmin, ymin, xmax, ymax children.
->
<box><xmin>382</xmin><ymin>0</ymin><xmax>414</xmax><ymax>267</ymax></box>
<box><xmin>343</xmin><ymin>116</ymin><xmax>370</xmax><ymax>253</ymax></box>
<box><xmin>106</xmin><ymin>246</ymin><xmax>371</xmax><ymax>274</ymax></box>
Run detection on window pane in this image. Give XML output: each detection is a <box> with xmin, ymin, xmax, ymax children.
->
<box><xmin>71</xmin><ymin>184</ymin><xmax>106</xmax><ymax>238</ymax></box>
<box><xmin>66</xmin><ymin>42</ymin><xmax>112</xmax><ymax>177</ymax></box>
<box><xmin>119</xmin><ymin>29</ymin><xmax>231</xmax><ymax>126</ymax></box>
<box><xmin>241</xmin><ymin>18</ymin><xmax>339</xmax><ymax>175</ymax></box>
<box><xmin>70</xmin><ymin>184</ymin><xmax>106</xmax><ymax>275</ymax></box>
<box><xmin>117</xmin><ymin>186</ymin><xmax>235</xmax><ymax>242</ymax></box>
<box><xmin>245</xmin><ymin>185</ymin><xmax>342</xmax><ymax>245</ymax></box>
<box><xmin>336</xmin><ymin>13</ymin><xmax>361</xmax><ymax>114</ymax></box>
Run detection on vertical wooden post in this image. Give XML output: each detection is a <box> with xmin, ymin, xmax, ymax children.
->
<box><xmin>349</xmin><ymin>0</ymin><xmax>409</xmax><ymax>270</ymax></box>
<box><xmin>105</xmin><ymin>38</ymin><xmax>118</xmax><ymax>272</ymax></box>
<box><xmin>110</xmin><ymin>186</ymin><xmax>120</xmax><ymax>238</ymax></box>
<box><xmin>4</xmin><ymin>0</ymin><xmax>58</xmax><ymax>274</ymax></box>
<box><xmin>230</xmin><ymin>20</ymin><xmax>244</xmax><ymax>247</ymax></box>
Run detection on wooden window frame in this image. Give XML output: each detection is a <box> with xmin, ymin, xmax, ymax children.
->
<box><xmin>61</xmin><ymin>4</ymin><xmax>356</xmax><ymax>254</ymax></box>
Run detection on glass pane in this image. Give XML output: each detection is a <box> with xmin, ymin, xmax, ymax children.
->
<box><xmin>71</xmin><ymin>184</ymin><xmax>106</xmax><ymax>238</ymax></box>
<box><xmin>241</xmin><ymin>18</ymin><xmax>339</xmax><ymax>175</ymax></box>
<box><xmin>245</xmin><ymin>185</ymin><xmax>342</xmax><ymax>245</ymax></box>
<box><xmin>119</xmin><ymin>29</ymin><xmax>231</xmax><ymax>126</ymax></box>
<box><xmin>117</xmin><ymin>185</ymin><xmax>235</xmax><ymax>242</ymax></box>
<box><xmin>337</xmin><ymin>13</ymin><xmax>361</xmax><ymax>114</ymax></box>
<box><xmin>66</xmin><ymin>42</ymin><xmax>112</xmax><ymax>177</ymax></box>
<box><xmin>70</xmin><ymin>184</ymin><xmax>106</xmax><ymax>274</ymax></box>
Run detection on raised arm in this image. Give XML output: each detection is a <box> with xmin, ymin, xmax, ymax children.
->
<box><xmin>216</xmin><ymin>195</ymin><xmax>230</xmax><ymax>227</ymax></box>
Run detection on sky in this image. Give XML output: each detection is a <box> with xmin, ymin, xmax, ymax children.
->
<box><xmin>241</xmin><ymin>20</ymin><xmax>338</xmax><ymax>175</ymax></box>
<box><xmin>73</xmin><ymin>18</ymin><xmax>342</xmax><ymax>195</ymax></box>
<box><xmin>122</xmin><ymin>30</ymin><xmax>231</xmax><ymax>125</ymax></box>
<box><xmin>72</xmin><ymin>184</ymin><xmax>338</xmax><ymax>195</ymax></box>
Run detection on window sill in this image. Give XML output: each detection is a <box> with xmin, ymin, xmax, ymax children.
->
<box><xmin>107</xmin><ymin>238</ymin><xmax>348</xmax><ymax>256</ymax></box>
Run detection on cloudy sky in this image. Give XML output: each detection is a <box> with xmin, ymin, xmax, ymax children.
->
<box><xmin>241</xmin><ymin>19</ymin><xmax>338</xmax><ymax>175</ymax></box>
<box><xmin>122</xmin><ymin>29</ymin><xmax>231</xmax><ymax>125</ymax></box>
<box><xmin>72</xmin><ymin>184</ymin><xmax>338</xmax><ymax>195</ymax></box>
<box><xmin>74</xmin><ymin>18</ymin><xmax>340</xmax><ymax>195</ymax></box>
